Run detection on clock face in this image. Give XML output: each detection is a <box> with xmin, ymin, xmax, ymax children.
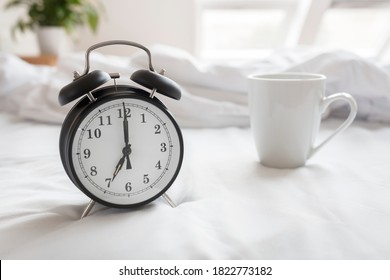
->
<box><xmin>68</xmin><ymin>95</ymin><xmax>183</xmax><ymax>207</ymax></box>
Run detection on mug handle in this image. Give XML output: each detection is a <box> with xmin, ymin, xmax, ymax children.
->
<box><xmin>308</xmin><ymin>92</ymin><xmax>358</xmax><ymax>158</ymax></box>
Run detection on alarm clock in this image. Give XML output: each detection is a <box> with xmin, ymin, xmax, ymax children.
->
<box><xmin>58</xmin><ymin>40</ymin><xmax>184</xmax><ymax>218</ymax></box>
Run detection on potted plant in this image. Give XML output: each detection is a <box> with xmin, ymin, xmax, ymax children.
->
<box><xmin>5</xmin><ymin>0</ymin><xmax>102</xmax><ymax>55</ymax></box>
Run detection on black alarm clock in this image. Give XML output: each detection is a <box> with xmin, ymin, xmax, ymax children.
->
<box><xmin>58</xmin><ymin>40</ymin><xmax>184</xmax><ymax>218</ymax></box>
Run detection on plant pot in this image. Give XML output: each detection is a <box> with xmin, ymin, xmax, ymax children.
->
<box><xmin>36</xmin><ymin>26</ymin><xmax>70</xmax><ymax>55</ymax></box>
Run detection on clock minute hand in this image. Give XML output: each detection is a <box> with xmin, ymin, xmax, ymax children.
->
<box><xmin>122</xmin><ymin>102</ymin><xmax>132</xmax><ymax>169</ymax></box>
<box><xmin>122</xmin><ymin>102</ymin><xmax>129</xmax><ymax>145</ymax></box>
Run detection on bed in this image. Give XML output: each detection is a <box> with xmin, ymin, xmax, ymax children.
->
<box><xmin>1</xmin><ymin>46</ymin><xmax>390</xmax><ymax>259</ymax></box>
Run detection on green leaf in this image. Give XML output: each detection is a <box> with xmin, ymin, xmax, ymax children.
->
<box><xmin>4</xmin><ymin>0</ymin><xmax>102</xmax><ymax>34</ymax></box>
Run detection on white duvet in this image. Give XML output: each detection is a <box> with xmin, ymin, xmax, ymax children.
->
<box><xmin>1</xmin><ymin>46</ymin><xmax>390</xmax><ymax>127</ymax></box>
<box><xmin>1</xmin><ymin>46</ymin><xmax>390</xmax><ymax>259</ymax></box>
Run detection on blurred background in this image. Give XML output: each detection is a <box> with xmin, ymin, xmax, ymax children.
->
<box><xmin>0</xmin><ymin>0</ymin><xmax>389</xmax><ymax>62</ymax></box>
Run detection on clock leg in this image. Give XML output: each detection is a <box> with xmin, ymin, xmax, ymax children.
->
<box><xmin>80</xmin><ymin>195</ymin><xmax>176</xmax><ymax>218</ymax></box>
<box><xmin>81</xmin><ymin>199</ymin><xmax>96</xmax><ymax>219</ymax></box>
<box><xmin>162</xmin><ymin>193</ymin><xmax>177</xmax><ymax>208</ymax></box>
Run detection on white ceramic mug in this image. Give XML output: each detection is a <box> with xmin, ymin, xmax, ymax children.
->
<box><xmin>248</xmin><ymin>73</ymin><xmax>357</xmax><ymax>169</ymax></box>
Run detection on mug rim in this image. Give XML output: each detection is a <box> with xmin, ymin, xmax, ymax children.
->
<box><xmin>248</xmin><ymin>72</ymin><xmax>326</xmax><ymax>81</ymax></box>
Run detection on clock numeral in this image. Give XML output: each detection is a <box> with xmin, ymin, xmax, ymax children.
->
<box><xmin>83</xmin><ymin>149</ymin><xmax>91</xmax><ymax>159</ymax></box>
<box><xmin>90</xmin><ymin>166</ymin><xmax>97</xmax><ymax>176</ymax></box>
<box><xmin>161</xmin><ymin>143</ymin><xmax>167</xmax><ymax>152</ymax></box>
<box><xmin>155</xmin><ymin>124</ymin><xmax>161</xmax><ymax>134</ymax></box>
<box><xmin>125</xmin><ymin>182</ymin><xmax>132</xmax><ymax>192</ymax></box>
<box><xmin>141</xmin><ymin>113</ymin><xmax>146</xmax><ymax>123</ymax></box>
<box><xmin>105</xmin><ymin>178</ymin><xmax>111</xmax><ymax>188</ymax></box>
<box><xmin>143</xmin><ymin>174</ymin><xmax>150</xmax><ymax>184</ymax></box>
<box><xmin>87</xmin><ymin>128</ymin><xmax>101</xmax><ymax>139</ymax></box>
<box><xmin>118</xmin><ymin>108</ymin><xmax>131</xmax><ymax>118</ymax></box>
<box><xmin>98</xmin><ymin>115</ymin><xmax>112</xmax><ymax>126</ymax></box>
<box><xmin>155</xmin><ymin>160</ymin><xmax>162</xmax><ymax>170</ymax></box>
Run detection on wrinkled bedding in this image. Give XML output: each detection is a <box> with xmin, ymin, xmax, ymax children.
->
<box><xmin>1</xmin><ymin>46</ymin><xmax>390</xmax><ymax>127</ymax></box>
<box><xmin>0</xmin><ymin>47</ymin><xmax>390</xmax><ymax>259</ymax></box>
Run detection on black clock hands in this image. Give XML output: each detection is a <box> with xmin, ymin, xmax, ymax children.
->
<box><xmin>112</xmin><ymin>103</ymin><xmax>132</xmax><ymax>181</ymax></box>
<box><xmin>123</xmin><ymin>103</ymin><xmax>129</xmax><ymax>145</ymax></box>
<box><xmin>112</xmin><ymin>144</ymin><xmax>132</xmax><ymax>181</ymax></box>
<box><xmin>122</xmin><ymin>103</ymin><xmax>132</xmax><ymax>170</ymax></box>
<box><xmin>112</xmin><ymin>155</ymin><xmax>125</xmax><ymax>181</ymax></box>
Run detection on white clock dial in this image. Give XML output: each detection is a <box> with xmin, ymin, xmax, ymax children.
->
<box><xmin>69</xmin><ymin>96</ymin><xmax>183</xmax><ymax>206</ymax></box>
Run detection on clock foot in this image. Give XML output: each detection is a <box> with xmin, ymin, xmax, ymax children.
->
<box><xmin>162</xmin><ymin>193</ymin><xmax>176</xmax><ymax>208</ymax></box>
<box><xmin>81</xmin><ymin>199</ymin><xmax>96</xmax><ymax>219</ymax></box>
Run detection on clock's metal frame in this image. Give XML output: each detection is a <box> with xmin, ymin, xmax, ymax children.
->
<box><xmin>59</xmin><ymin>40</ymin><xmax>183</xmax><ymax>219</ymax></box>
<box><xmin>61</xmin><ymin>86</ymin><xmax>183</xmax><ymax>219</ymax></box>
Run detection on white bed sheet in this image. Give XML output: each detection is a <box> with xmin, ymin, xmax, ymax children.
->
<box><xmin>1</xmin><ymin>112</ymin><xmax>390</xmax><ymax>259</ymax></box>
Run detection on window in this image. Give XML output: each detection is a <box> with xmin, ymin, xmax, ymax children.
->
<box><xmin>196</xmin><ymin>0</ymin><xmax>390</xmax><ymax>61</ymax></box>
<box><xmin>196</xmin><ymin>0</ymin><xmax>297</xmax><ymax>59</ymax></box>
<box><xmin>314</xmin><ymin>1</ymin><xmax>390</xmax><ymax>59</ymax></box>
